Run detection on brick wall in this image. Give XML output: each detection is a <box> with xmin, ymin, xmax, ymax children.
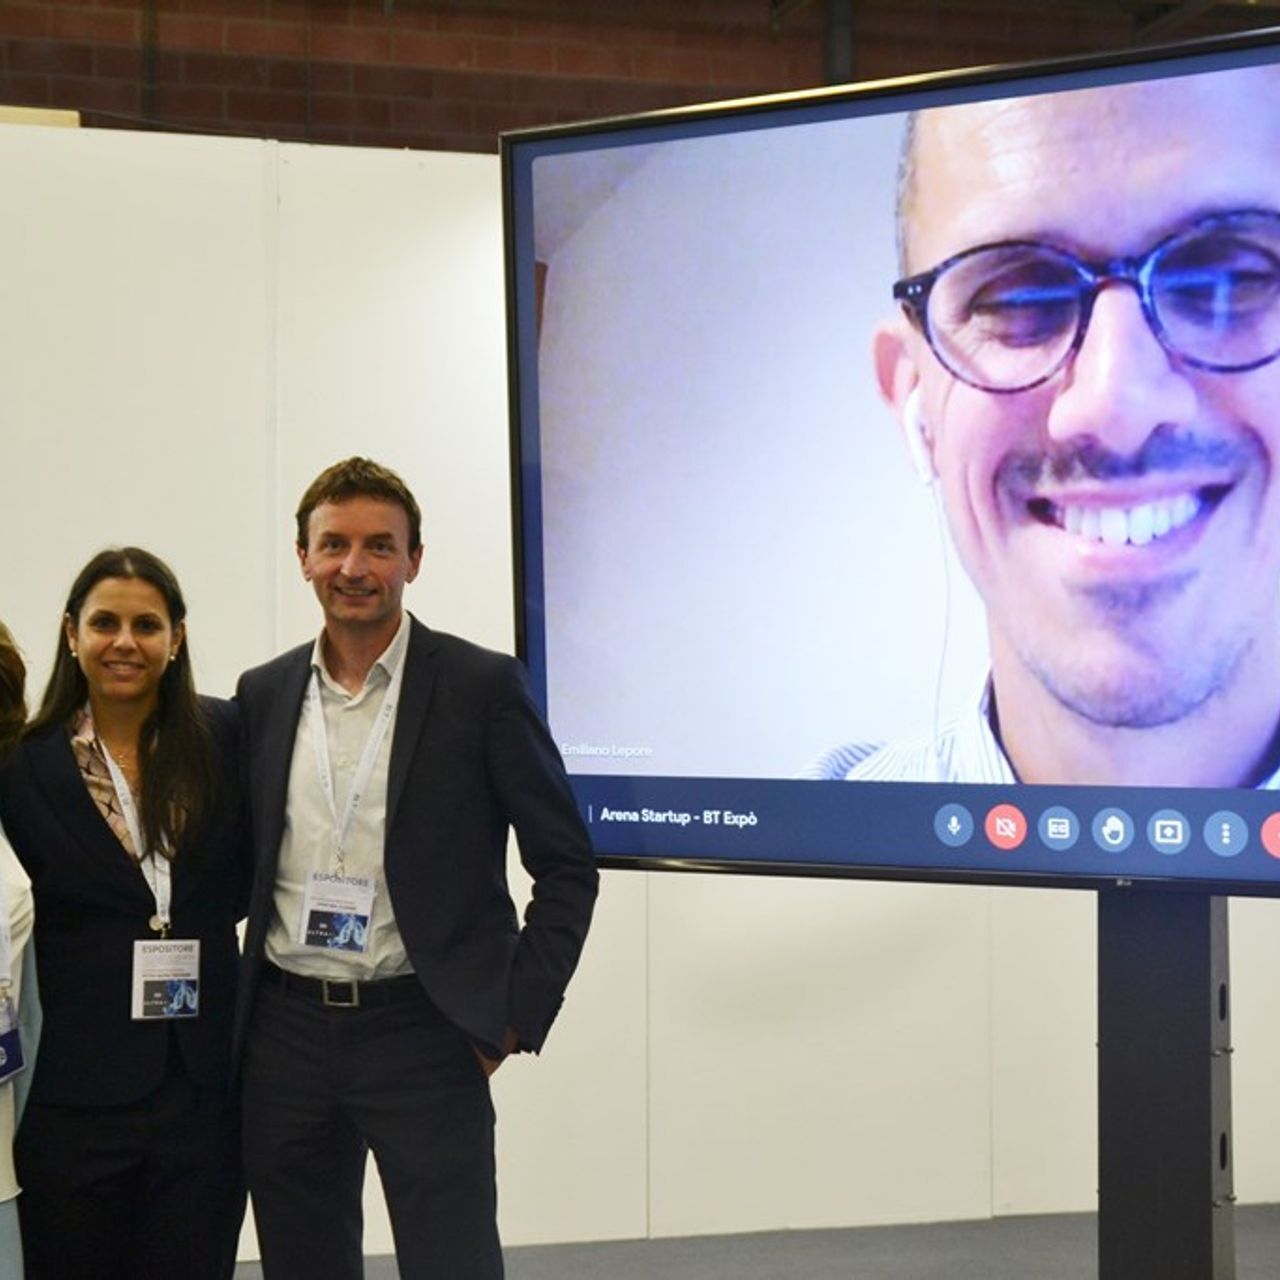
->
<box><xmin>0</xmin><ymin>1</ymin><xmax>1273</xmax><ymax>153</ymax></box>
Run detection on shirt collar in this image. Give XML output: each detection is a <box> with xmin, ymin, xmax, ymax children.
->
<box><xmin>976</xmin><ymin>679</ymin><xmax>1018</xmax><ymax>784</ymax></box>
<box><xmin>311</xmin><ymin>611</ymin><xmax>411</xmax><ymax>699</ymax></box>
<box><xmin>981</xmin><ymin>677</ymin><xmax>1280</xmax><ymax>790</ymax></box>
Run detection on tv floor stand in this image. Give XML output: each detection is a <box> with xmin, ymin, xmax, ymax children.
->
<box><xmin>1097</xmin><ymin>889</ymin><xmax>1235</xmax><ymax>1279</ymax></box>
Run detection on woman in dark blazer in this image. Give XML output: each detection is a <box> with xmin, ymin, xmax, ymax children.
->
<box><xmin>0</xmin><ymin>548</ymin><xmax>248</xmax><ymax>1280</ymax></box>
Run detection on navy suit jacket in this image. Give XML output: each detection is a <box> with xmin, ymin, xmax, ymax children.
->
<box><xmin>0</xmin><ymin>697</ymin><xmax>248</xmax><ymax>1106</ymax></box>
<box><xmin>232</xmin><ymin>617</ymin><xmax>597</xmax><ymax>1060</ymax></box>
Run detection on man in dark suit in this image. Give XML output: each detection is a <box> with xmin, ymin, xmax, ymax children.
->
<box><xmin>234</xmin><ymin>457</ymin><xmax>598</xmax><ymax>1279</ymax></box>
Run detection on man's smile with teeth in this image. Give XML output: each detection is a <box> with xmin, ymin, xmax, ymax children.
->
<box><xmin>1002</xmin><ymin>428</ymin><xmax>1250</xmax><ymax>548</ymax></box>
<box><xmin>1025</xmin><ymin>486</ymin><xmax>1232</xmax><ymax>547</ymax></box>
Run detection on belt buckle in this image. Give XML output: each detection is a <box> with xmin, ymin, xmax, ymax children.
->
<box><xmin>321</xmin><ymin>978</ymin><xmax>360</xmax><ymax>1008</ymax></box>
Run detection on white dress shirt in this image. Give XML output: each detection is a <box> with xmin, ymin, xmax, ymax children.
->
<box><xmin>266</xmin><ymin>613</ymin><xmax>416</xmax><ymax>980</ymax></box>
<box><xmin>816</xmin><ymin>680</ymin><xmax>1280</xmax><ymax>788</ymax></box>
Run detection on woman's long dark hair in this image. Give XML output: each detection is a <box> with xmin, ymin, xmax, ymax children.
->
<box><xmin>29</xmin><ymin>548</ymin><xmax>215</xmax><ymax>859</ymax></box>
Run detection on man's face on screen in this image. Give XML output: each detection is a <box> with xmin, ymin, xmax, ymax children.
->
<box><xmin>895</xmin><ymin>71</ymin><xmax>1280</xmax><ymax>731</ymax></box>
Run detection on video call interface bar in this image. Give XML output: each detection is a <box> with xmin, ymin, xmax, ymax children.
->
<box><xmin>571</xmin><ymin>776</ymin><xmax>1280</xmax><ymax>889</ymax></box>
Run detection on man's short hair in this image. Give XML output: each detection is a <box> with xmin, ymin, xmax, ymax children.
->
<box><xmin>295</xmin><ymin>457</ymin><xmax>423</xmax><ymax>552</ymax></box>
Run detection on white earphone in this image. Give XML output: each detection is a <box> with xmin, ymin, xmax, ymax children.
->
<box><xmin>903</xmin><ymin>386</ymin><xmax>937</xmax><ymax>486</ymax></box>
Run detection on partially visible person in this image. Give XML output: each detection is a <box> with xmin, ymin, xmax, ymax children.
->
<box><xmin>0</xmin><ymin>621</ymin><xmax>38</xmax><ymax>1278</ymax></box>
<box><xmin>0</xmin><ymin>549</ymin><xmax>248</xmax><ymax>1280</ymax></box>
<box><xmin>824</xmin><ymin>66</ymin><xmax>1280</xmax><ymax>787</ymax></box>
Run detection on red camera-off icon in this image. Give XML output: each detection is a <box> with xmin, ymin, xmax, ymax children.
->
<box><xmin>1260</xmin><ymin>813</ymin><xmax>1280</xmax><ymax>860</ymax></box>
<box><xmin>985</xmin><ymin>803</ymin><xmax>1027</xmax><ymax>851</ymax></box>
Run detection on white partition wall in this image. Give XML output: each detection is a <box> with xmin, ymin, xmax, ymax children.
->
<box><xmin>2</xmin><ymin>120</ymin><xmax>1278</xmax><ymax>1262</ymax></box>
<box><xmin>0</xmin><ymin>125</ymin><xmax>276</xmax><ymax>699</ymax></box>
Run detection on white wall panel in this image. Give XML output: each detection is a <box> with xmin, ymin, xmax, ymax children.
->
<box><xmin>1229</xmin><ymin>897</ymin><xmax>1280</xmax><ymax>1203</ymax></box>
<box><xmin>0</xmin><ymin>124</ymin><xmax>274</xmax><ymax>699</ymax></box>
<box><xmin>989</xmin><ymin>889</ymin><xmax>1096</xmax><ymax>1215</ymax></box>
<box><xmin>494</xmin><ymin>866</ymin><xmax>649</xmax><ymax>1245</ymax></box>
<box><xmin>648</xmin><ymin>876</ymin><xmax>992</xmax><ymax>1235</ymax></box>
<box><xmin>271</xmin><ymin>144</ymin><xmax>514</xmax><ymax>657</ymax></box>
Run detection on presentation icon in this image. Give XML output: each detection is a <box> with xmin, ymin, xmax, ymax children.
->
<box><xmin>1203</xmin><ymin>810</ymin><xmax>1247</xmax><ymax>858</ymax></box>
<box><xmin>1146</xmin><ymin>809</ymin><xmax>1190</xmax><ymax>856</ymax></box>
<box><xmin>1037</xmin><ymin>806</ymin><xmax>1080</xmax><ymax>851</ymax></box>
<box><xmin>1091</xmin><ymin>808</ymin><xmax>1134</xmax><ymax>853</ymax></box>
<box><xmin>984</xmin><ymin>803</ymin><xmax>1027</xmax><ymax>851</ymax></box>
<box><xmin>933</xmin><ymin>803</ymin><xmax>975</xmax><ymax>849</ymax></box>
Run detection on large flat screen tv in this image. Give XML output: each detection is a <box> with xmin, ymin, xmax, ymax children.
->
<box><xmin>502</xmin><ymin>26</ymin><xmax>1280</xmax><ymax>894</ymax></box>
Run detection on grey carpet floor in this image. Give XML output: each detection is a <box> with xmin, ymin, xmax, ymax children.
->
<box><xmin>234</xmin><ymin>1203</ymin><xmax>1280</xmax><ymax>1278</ymax></box>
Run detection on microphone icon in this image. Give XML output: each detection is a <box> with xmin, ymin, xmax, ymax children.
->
<box><xmin>936</xmin><ymin>804</ymin><xmax>973</xmax><ymax>847</ymax></box>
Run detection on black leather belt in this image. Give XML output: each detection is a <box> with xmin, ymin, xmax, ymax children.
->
<box><xmin>260</xmin><ymin>960</ymin><xmax>423</xmax><ymax>1009</ymax></box>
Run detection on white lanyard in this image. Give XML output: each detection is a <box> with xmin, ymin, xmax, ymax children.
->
<box><xmin>100</xmin><ymin>744</ymin><xmax>172</xmax><ymax>935</ymax></box>
<box><xmin>307</xmin><ymin>656</ymin><xmax>403</xmax><ymax>876</ymax></box>
<box><xmin>0</xmin><ymin>876</ymin><xmax>11</xmax><ymax>989</ymax></box>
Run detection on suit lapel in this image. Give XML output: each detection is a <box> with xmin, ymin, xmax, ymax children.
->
<box><xmin>386</xmin><ymin>619</ymin><xmax>438</xmax><ymax>831</ymax></box>
<box><xmin>25</xmin><ymin>729</ymin><xmax>153</xmax><ymax>903</ymax></box>
<box><xmin>255</xmin><ymin>649</ymin><xmax>313</xmax><ymax>863</ymax></box>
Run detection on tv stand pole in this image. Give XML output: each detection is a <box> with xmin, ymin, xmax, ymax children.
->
<box><xmin>1097</xmin><ymin>889</ymin><xmax>1235</xmax><ymax>1280</ymax></box>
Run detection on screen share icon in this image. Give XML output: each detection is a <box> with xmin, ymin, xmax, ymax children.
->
<box><xmin>1146</xmin><ymin>809</ymin><xmax>1190</xmax><ymax>855</ymax></box>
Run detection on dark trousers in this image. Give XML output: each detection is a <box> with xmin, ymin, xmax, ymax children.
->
<box><xmin>242</xmin><ymin>976</ymin><xmax>502</xmax><ymax>1280</ymax></box>
<box><xmin>15</xmin><ymin>1053</ymin><xmax>245</xmax><ymax>1280</ymax></box>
